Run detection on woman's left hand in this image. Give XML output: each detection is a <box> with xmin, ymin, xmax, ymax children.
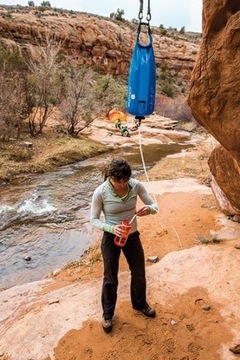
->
<box><xmin>136</xmin><ymin>206</ymin><xmax>150</xmax><ymax>217</ymax></box>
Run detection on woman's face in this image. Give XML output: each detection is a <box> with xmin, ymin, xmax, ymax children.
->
<box><xmin>110</xmin><ymin>177</ymin><xmax>129</xmax><ymax>189</ymax></box>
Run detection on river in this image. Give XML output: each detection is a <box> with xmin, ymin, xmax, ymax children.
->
<box><xmin>0</xmin><ymin>142</ymin><xmax>191</xmax><ymax>290</ymax></box>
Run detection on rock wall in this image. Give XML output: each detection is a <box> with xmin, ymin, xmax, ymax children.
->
<box><xmin>0</xmin><ymin>7</ymin><xmax>199</xmax><ymax>91</ymax></box>
<box><xmin>188</xmin><ymin>0</ymin><xmax>240</xmax><ymax>214</ymax></box>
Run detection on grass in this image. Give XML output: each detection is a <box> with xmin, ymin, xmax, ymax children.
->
<box><xmin>0</xmin><ymin>133</ymin><xmax>109</xmax><ymax>184</ymax></box>
<box><xmin>65</xmin><ymin>243</ymin><xmax>102</xmax><ymax>270</ymax></box>
<box><xmin>197</xmin><ymin>235</ymin><xmax>215</xmax><ymax>244</ymax></box>
<box><xmin>54</xmin><ymin>137</ymin><xmax>70</xmax><ymax>145</ymax></box>
<box><xmin>60</xmin><ymin>242</ymin><xmax>103</xmax><ymax>282</ymax></box>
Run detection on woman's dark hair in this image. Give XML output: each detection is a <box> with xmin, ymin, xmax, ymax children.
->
<box><xmin>104</xmin><ymin>158</ymin><xmax>132</xmax><ymax>181</ymax></box>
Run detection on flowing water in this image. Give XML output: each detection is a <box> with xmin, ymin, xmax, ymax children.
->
<box><xmin>0</xmin><ymin>142</ymin><xmax>191</xmax><ymax>290</ymax></box>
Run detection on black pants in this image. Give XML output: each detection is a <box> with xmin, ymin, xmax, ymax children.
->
<box><xmin>101</xmin><ymin>230</ymin><xmax>147</xmax><ymax>320</ymax></box>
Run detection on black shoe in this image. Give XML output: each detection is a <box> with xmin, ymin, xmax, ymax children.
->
<box><xmin>134</xmin><ymin>306</ymin><xmax>156</xmax><ymax>318</ymax></box>
<box><xmin>102</xmin><ymin>317</ymin><xmax>113</xmax><ymax>333</ymax></box>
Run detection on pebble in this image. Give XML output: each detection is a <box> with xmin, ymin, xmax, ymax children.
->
<box><xmin>202</xmin><ymin>304</ymin><xmax>211</xmax><ymax>311</ymax></box>
<box><xmin>147</xmin><ymin>256</ymin><xmax>159</xmax><ymax>263</ymax></box>
<box><xmin>24</xmin><ymin>256</ymin><xmax>31</xmax><ymax>262</ymax></box>
<box><xmin>52</xmin><ymin>268</ymin><xmax>61</xmax><ymax>276</ymax></box>
<box><xmin>20</xmin><ymin>141</ymin><xmax>33</xmax><ymax>148</ymax></box>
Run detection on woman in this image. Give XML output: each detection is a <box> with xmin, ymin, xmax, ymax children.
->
<box><xmin>90</xmin><ymin>157</ymin><xmax>158</xmax><ymax>333</ymax></box>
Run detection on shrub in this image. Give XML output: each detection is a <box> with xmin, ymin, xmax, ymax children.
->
<box><xmin>7</xmin><ymin>146</ymin><xmax>33</xmax><ymax>162</ymax></box>
<box><xmin>161</xmin><ymin>82</ymin><xmax>174</xmax><ymax>98</ymax></box>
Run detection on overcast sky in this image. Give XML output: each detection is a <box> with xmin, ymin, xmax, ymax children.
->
<box><xmin>1</xmin><ymin>0</ymin><xmax>203</xmax><ymax>32</ymax></box>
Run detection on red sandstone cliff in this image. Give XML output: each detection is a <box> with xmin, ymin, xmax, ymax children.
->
<box><xmin>0</xmin><ymin>6</ymin><xmax>200</xmax><ymax>95</ymax></box>
<box><xmin>188</xmin><ymin>0</ymin><xmax>240</xmax><ymax>215</ymax></box>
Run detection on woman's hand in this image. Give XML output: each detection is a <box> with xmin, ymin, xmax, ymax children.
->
<box><xmin>136</xmin><ymin>206</ymin><xmax>150</xmax><ymax>217</ymax></box>
<box><xmin>113</xmin><ymin>224</ymin><xmax>125</xmax><ymax>237</ymax></box>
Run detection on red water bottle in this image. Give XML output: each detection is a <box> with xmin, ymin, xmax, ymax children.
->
<box><xmin>114</xmin><ymin>220</ymin><xmax>131</xmax><ymax>247</ymax></box>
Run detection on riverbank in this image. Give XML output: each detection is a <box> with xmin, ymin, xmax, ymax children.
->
<box><xmin>0</xmin><ymin>114</ymin><xmax>194</xmax><ymax>185</ymax></box>
<box><xmin>0</xmin><ymin>133</ymin><xmax>109</xmax><ymax>185</ymax></box>
<box><xmin>1</xmin><ymin>118</ymin><xmax>240</xmax><ymax>360</ymax></box>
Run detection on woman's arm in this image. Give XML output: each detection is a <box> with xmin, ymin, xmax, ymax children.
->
<box><xmin>137</xmin><ymin>182</ymin><xmax>158</xmax><ymax>215</ymax></box>
<box><xmin>90</xmin><ymin>189</ymin><xmax>114</xmax><ymax>233</ymax></box>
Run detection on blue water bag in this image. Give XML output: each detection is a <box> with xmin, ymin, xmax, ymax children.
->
<box><xmin>126</xmin><ymin>30</ymin><xmax>156</xmax><ymax>117</ymax></box>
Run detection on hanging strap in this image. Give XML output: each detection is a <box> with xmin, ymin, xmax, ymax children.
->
<box><xmin>137</xmin><ymin>0</ymin><xmax>152</xmax><ymax>65</ymax></box>
<box><xmin>137</xmin><ymin>0</ymin><xmax>152</xmax><ymax>48</ymax></box>
<box><xmin>138</xmin><ymin>0</ymin><xmax>151</xmax><ymax>26</ymax></box>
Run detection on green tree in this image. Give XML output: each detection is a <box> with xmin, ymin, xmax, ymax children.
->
<box><xmin>159</xmin><ymin>24</ymin><xmax>167</xmax><ymax>35</ymax></box>
<box><xmin>110</xmin><ymin>8</ymin><xmax>125</xmax><ymax>21</ymax></box>
<box><xmin>59</xmin><ymin>70</ymin><xmax>126</xmax><ymax>137</ymax></box>
<box><xmin>179</xmin><ymin>26</ymin><xmax>185</xmax><ymax>34</ymax></box>
<box><xmin>40</xmin><ymin>1</ymin><xmax>51</xmax><ymax>8</ymax></box>
<box><xmin>94</xmin><ymin>74</ymin><xmax>126</xmax><ymax>114</ymax></box>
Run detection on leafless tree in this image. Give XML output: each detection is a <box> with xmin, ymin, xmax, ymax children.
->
<box><xmin>0</xmin><ymin>59</ymin><xmax>30</xmax><ymax>141</ymax></box>
<box><xmin>60</xmin><ymin>68</ymin><xmax>126</xmax><ymax>137</ymax></box>
<box><xmin>59</xmin><ymin>66</ymin><xmax>96</xmax><ymax>137</ymax></box>
<box><xmin>155</xmin><ymin>95</ymin><xmax>194</xmax><ymax>122</ymax></box>
<box><xmin>25</xmin><ymin>33</ymin><xmax>64</xmax><ymax>136</ymax></box>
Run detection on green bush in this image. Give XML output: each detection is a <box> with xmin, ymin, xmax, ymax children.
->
<box><xmin>161</xmin><ymin>82</ymin><xmax>174</xmax><ymax>98</ymax></box>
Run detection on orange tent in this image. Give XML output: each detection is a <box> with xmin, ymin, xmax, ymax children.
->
<box><xmin>108</xmin><ymin>109</ymin><xmax>127</xmax><ymax>122</ymax></box>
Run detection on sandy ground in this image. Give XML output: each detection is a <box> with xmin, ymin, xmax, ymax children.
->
<box><xmin>47</xmin><ymin>181</ymin><xmax>239</xmax><ymax>360</ymax></box>
<box><xmin>0</xmin><ymin>123</ymin><xmax>240</xmax><ymax>360</ymax></box>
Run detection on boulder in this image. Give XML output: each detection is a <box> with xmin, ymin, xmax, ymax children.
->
<box><xmin>208</xmin><ymin>146</ymin><xmax>240</xmax><ymax>215</ymax></box>
<box><xmin>188</xmin><ymin>0</ymin><xmax>240</xmax><ymax>214</ymax></box>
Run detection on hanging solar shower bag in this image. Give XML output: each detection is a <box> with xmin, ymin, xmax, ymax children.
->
<box><xmin>126</xmin><ymin>30</ymin><xmax>156</xmax><ymax>117</ymax></box>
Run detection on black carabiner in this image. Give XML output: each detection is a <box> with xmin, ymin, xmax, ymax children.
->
<box><xmin>138</xmin><ymin>0</ymin><xmax>151</xmax><ymax>24</ymax></box>
<box><xmin>147</xmin><ymin>0</ymin><xmax>151</xmax><ymax>22</ymax></box>
<box><xmin>138</xmin><ymin>0</ymin><xmax>144</xmax><ymax>21</ymax></box>
<box><xmin>137</xmin><ymin>0</ymin><xmax>152</xmax><ymax>36</ymax></box>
